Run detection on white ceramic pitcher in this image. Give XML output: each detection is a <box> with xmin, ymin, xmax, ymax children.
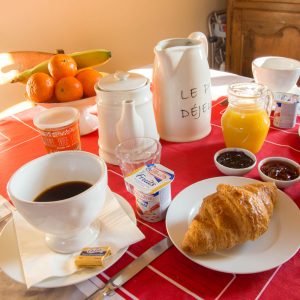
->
<box><xmin>152</xmin><ymin>32</ymin><xmax>212</xmax><ymax>142</ymax></box>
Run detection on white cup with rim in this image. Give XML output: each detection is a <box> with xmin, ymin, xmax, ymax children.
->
<box><xmin>7</xmin><ymin>151</ymin><xmax>108</xmax><ymax>254</ymax></box>
<box><xmin>252</xmin><ymin>56</ymin><xmax>300</xmax><ymax>92</ymax></box>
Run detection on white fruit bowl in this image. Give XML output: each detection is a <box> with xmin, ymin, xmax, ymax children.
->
<box><xmin>38</xmin><ymin>96</ymin><xmax>98</xmax><ymax>136</ymax></box>
<box><xmin>27</xmin><ymin>71</ymin><xmax>108</xmax><ymax>136</ymax></box>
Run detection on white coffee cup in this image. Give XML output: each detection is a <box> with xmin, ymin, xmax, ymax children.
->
<box><xmin>252</xmin><ymin>56</ymin><xmax>300</xmax><ymax>92</ymax></box>
<box><xmin>7</xmin><ymin>151</ymin><xmax>108</xmax><ymax>253</ymax></box>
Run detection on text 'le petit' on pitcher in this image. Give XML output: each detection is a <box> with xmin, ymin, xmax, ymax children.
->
<box><xmin>152</xmin><ymin>32</ymin><xmax>212</xmax><ymax>142</ymax></box>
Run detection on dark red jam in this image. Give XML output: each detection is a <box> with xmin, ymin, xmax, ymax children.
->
<box><xmin>260</xmin><ymin>160</ymin><xmax>299</xmax><ymax>181</ymax></box>
<box><xmin>217</xmin><ymin>151</ymin><xmax>255</xmax><ymax>169</ymax></box>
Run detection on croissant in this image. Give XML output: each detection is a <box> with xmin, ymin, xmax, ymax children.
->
<box><xmin>182</xmin><ymin>182</ymin><xmax>278</xmax><ymax>255</ymax></box>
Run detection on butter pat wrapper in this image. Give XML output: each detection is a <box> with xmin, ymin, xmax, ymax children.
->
<box><xmin>75</xmin><ymin>246</ymin><xmax>111</xmax><ymax>268</ymax></box>
<box><xmin>125</xmin><ymin>164</ymin><xmax>175</xmax><ymax>222</ymax></box>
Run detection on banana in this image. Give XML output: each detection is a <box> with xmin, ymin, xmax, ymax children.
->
<box><xmin>11</xmin><ymin>49</ymin><xmax>112</xmax><ymax>83</ymax></box>
<box><xmin>70</xmin><ymin>49</ymin><xmax>111</xmax><ymax>69</ymax></box>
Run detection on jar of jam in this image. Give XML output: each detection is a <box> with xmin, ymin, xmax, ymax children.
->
<box><xmin>221</xmin><ymin>83</ymin><xmax>273</xmax><ymax>154</ymax></box>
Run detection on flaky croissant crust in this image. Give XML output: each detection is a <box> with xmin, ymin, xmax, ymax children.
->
<box><xmin>182</xmin><ymin>182</ymin><xmax>278</xmax><ymax>255</ymax></box>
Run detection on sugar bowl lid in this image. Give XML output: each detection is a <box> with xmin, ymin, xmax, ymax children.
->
<box><xmin>97</xmin><ymin>71</ymin><xmax>148</xmax><ymax>92</ymax></box>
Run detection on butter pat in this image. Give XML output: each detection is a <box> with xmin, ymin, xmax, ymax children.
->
<box><xmin>125</xmin><ymin>164</ymin><xmax>175</xmax><ymax>222</ymax></box>
<box><xmin>75</xmin><ymin>246</ymin><xmax>111</xmax><ymax>268</ymax></box>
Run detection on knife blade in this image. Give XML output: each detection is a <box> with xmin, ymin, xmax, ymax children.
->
<box><xmin>86</xmin><ymin>237</ymin><xmax>173</xmax><ymax>300</ymax></box>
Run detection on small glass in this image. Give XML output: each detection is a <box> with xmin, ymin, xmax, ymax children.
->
<box><xmin>115</xmin><ymin>137</ymin><xmax>162</xmax><ymax>191</ymax></box>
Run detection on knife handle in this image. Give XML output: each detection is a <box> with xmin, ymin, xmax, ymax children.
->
<box><xmin>86</xmin><ymin>237</ymin><xmax>172</xmax><ymax>300</ymax></box>
<box><xmin>86</xmin><ymin>281</ymin><xmax>116</xmax><ymax>300</ymax></box>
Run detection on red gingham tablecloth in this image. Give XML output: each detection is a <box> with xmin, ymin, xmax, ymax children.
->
<box><xmin>0</xmin><ymin>83</ymin><xmax>299</xmax><ymax>300</ymax></box>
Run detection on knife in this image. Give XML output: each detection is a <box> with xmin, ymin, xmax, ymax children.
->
<box><xmin>86</xmin><ymin>237</ymin><xmax>173</xmax><ymax>300</ymax></box>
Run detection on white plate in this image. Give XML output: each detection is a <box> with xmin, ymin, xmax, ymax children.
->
<box><xmin>0</xmin><ymin>193</ymin><xmax>135</xmax><ymax>288</ymax></box>
<box><xmin>166</xmin><ymin>176</ymin><xmax>300</xmax><ymax>274</ymax></box>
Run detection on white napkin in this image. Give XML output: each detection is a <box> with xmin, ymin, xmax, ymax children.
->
<box><xmin>12</xmin><ymin>188</ymin><xmax>145</xmax><ymax>288</ymax></box>
<box><xmin>0</xmin><ymin>195</ymin><xmax>16</xmax><ymax>222</ymax></box>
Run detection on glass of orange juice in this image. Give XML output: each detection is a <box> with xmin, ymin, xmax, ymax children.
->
<box><xmin>221</xmin><ymin>83</ymin><xmax>273</xmax><ymax>154</ymax></box>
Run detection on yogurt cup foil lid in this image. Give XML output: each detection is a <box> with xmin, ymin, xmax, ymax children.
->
<box><xmin>125</xmin><ymin>164</ymin><xmax>175</xmax><ymax>195</ymax></box>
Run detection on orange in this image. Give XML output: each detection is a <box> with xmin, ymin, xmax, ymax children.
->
<box><xmin>55</xmin><ymin>76</ymin><xmax>83</xmax><ymax>102</ymax></box>
<box><xmin>76</xmin><ymin>69</ymin><xmax>102</xmax><ymax>97</ymax></box>
<box><xmin>48</xmin><ymin>54</ymin><xmax>77</xmax><ymax>80</ymax></box>
<box><xmin>26</xmin><ymin>72</ymin><xmax>55</xmax><ymax>103</ymax></box>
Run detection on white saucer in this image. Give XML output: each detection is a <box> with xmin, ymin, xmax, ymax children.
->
<box><xmin>0</xmin><ymin>193</ymin><xmax>135</xmax><ymax>288</ymax></box>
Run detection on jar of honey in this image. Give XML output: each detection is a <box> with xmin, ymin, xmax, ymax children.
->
<box><xmin>221</xmin><ymin>83</ymin><xmax>273</xmax><ymax>154</ymax></box>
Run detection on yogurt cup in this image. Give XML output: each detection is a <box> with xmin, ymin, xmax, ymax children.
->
<box><xmin>33</xmin><ymin>107</ymin><xmax>81</xmax><ymax>153</ymax></box>
<box><xmin>125</xmin><ymin>164</ymin><xmax>174</xmax><ymax>222</ymax></box>
<box><xmin>273</xmin><ymin>93</ymin><xmax>299</xmax><ymax>129</ymax></box>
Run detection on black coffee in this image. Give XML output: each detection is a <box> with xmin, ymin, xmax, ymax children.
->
<box><xmin>33</xmin><ymin>181</ymin><xmax>92</xmax><ymax>202</ymax></box>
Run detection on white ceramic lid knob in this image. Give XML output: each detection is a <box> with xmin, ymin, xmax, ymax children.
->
<box><xmin>97</xmin><ymin>71</ymin><xmax>148</xmax><ymax>92</ymax></box>
<box><xmin>114</xmin><ymin>71</ymin><xmax>130</xmax><ymax>81</ymax></box>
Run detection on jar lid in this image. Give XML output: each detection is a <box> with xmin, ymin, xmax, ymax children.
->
<box><xmin>97</xmin><ymin>71</ymin><xmax>148</xmax><ymax>92</ymax></box>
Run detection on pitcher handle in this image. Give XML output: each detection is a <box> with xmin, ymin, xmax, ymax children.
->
<box><xmin>188</xmin><ymin>32</ymin><xmax>208</xmax><ymax>57</ymax></box>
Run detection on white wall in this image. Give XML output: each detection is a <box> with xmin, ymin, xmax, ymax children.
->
<box><xmin>0</xmin><ymin>0</ymin><xmax>226</xmax><ymax>111</ymax></box>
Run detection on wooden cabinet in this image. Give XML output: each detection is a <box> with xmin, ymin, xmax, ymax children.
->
<box><xmin>225</xmin><ymin>0</ymin><xmax>300</xmax><ymax>77</ymax></box>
